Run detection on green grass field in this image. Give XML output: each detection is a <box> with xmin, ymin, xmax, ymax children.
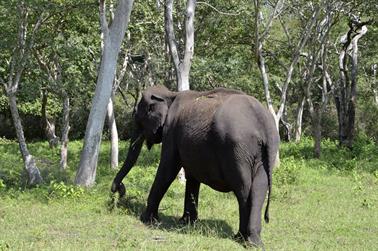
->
<box><xmin>0</xmin><ymin>137</ymin><xmax>377</xmax><ymax>250</ymax></box>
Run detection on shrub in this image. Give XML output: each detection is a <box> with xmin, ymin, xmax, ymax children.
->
<box><xmin>47</xmin><ymin>181</ymin><xmax>85</xmax><ymax>199</ymax></box>
<box><xmin>0</xmin><ymin>178</ymin><xmax>6</xmax><ymax>191</ymax></box>
<box><xmin>274</xmin><ymin>156</ymin><xmax>302</xmax><ymax>187</ymax></box>
<box><xmin>359</xmin><ymin>100</ymin><xmax>378</xmax><ymax>143</ymax></box>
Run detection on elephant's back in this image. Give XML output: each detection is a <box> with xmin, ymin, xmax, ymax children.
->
<box><xmin>173</xmin><ymin>91</ymin><xmax>235</xmax><ymax>136</ymax></box>
<box><xmin>211</xmin><ymin>94</ymin><xmax>275</xmax><ymax>145</ymax></box>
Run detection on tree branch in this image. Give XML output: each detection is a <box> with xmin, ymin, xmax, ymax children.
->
<box><xmin>165</xmin><ymin>0</ymin><xmax>180</xmax><ymax>73</ymax></box>
<box><xmin>260</xmin><ymin>0</ymin><xmax>285</xmax><ymax>42</ymax></box>
<box><xmin>109</xmin><ymin>0</ymin><xmax>134</xmax><ymax>45</ymax></box>
<box><xmin>196</xmin><ymin>1</ymin><xmax>240</xmax><ymax>16</ymax></box>
<box><xmin>278</xmin><ymin>16</ymin><xmax>291</xmax><ymax>47</ymax></box>
<box><xmin>99</xmin><ymin>0</ymin><xmax>109</xmax><ymax>38</ymax></box>
<box><xmin>277</xmin><ymin>6</ymin><xmax>320</xmax><ymax>118</ymax></box>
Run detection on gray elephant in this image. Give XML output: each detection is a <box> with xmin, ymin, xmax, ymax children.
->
<box><xmin>111</xmin><ymin>85</ymin><xmax>279</xmax><ymax>247</ymax></box>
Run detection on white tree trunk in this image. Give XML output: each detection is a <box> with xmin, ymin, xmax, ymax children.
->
<box><xmin>294</xmin><ymin>96</ymin><xmax>305</xmax><ymax>142</ymax></box>
<box><xmin>107</xmin><ymin>96</ymin><xmax>119</xmax><ymax>169</ymax></box>
<box><xmin>75</xmin><ymin>0</ymin><xmax>134</xmax><ymax>186</ymax></box>
<box><xmin>60</xmin><ymin>95</ymin><xmax>70</xmax><ymax>170</ymax></box>
<box><xmin>8</xmin><ymin>92</ymin><xmax>43</xmax><ymax>184</ymax></box>
<box><xmin>177</xmin><ymin>0</ymin><xmax>197</xmax><ymax>182</ymax></box>
<box><xmin>165</xmin><ymin>0</ymin><xmax>196</xmax><ymax>183</ymax></box>
<box><xmin>372</xmin><ymin>64</ymin><xmax>378</xmax><ymax>105</ymax></box>
<box><xmin>165</xmin><ymin>0</ymin><xmax>196</xmax><ymax>92</ymax></box>
<box><xmin>178</xmin><ymin>0</ymin><xmax>195</xmax><ymax>91</ymax></box>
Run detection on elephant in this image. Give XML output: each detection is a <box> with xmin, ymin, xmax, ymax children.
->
<box><xmin>111</xmin><ymin>85</ymin><xmax>280</xmax><ymax>247</ymax></box>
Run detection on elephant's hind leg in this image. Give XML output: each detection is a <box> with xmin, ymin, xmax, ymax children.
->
<box><xmin>247</xmin><ymin>162</ymin><xmax>268</xmax><ymax>247</ymax></box>
<box><xmin>233</xmin><ymin>187</ymin><xmax>252</xmax><ymax>242</ymax></box>
<box><xmin>224</xmin><ymin>161</ymin><xmax>253</xmax><ymax>243</ymax></box>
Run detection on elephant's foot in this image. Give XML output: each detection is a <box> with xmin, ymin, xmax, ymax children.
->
<box><xmin>233</xmin><ymin>231</ymin><xmax>264</xmax><ymax>249</ymax></box>
<box><xmin>111</xmin><ymin>181</ymin><xmax>126</xmax><ymax>197</ymax></box>
<box><xmin>140</xmin><ymin>210</ymin><xmax>159</xmax><ymax>225</ymax></box>
<box><xmin>178</xmin><ymin>212</ymin><xmax>198</xmax><ymax>225</ymax></box>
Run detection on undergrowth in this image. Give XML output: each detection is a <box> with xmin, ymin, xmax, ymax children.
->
<box><xmin>0</xmin><ymin>137</ymin><xmax>377</xmax><ymax>250</ymax></box>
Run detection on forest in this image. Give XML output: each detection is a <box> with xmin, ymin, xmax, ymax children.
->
<box><xmin>0</xmin><ymin>0</ymin><xmax>377</xmax><ymax>250</ymax></box>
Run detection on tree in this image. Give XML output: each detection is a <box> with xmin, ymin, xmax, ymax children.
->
<box><xmin>75</xmin><ymin>0</ymin><xmax>134</xmax><ymax>186</ymax></box>
<box><xmin>165</xmin><ymin>0</ymin><xmax>196</xmax><ymax>91</ymax></box>
<box><xmin>299</xmin><ymin>1</ymin><xmax>337</xmax><ymax>157</ymax></box>
<box><xmin>34</xmin><ymin>51</ymin><xmax>72</xmax><ymax>169</ymax></box>
<box><xmin>31</xmin><ymin>1</ymin><xmax>99</xmax><ymax>169</ymax></box>
<box><xmin>334</xmin><ymin>16</ymin><xmax>372</xmax><ymax>148</ymax></box>
<box><xmin>0</xmin><ymin>2</ymin><xmax>50</xmax><ymax>185</ymax></box>
<box><xmin>253</xmin><ymin>0</ymin><xmax>320</xmax><ymax>131</ymax></box>
<box><xmin>164</xmin><ymin>0</ymin><xmax>197</xmax><ymax>182</ymax></box>
<box><xmin>34</xmin><ymin>51</ymin><xmax>61</xmax><ymax>148</ymax></box>
<box><xmin>106</xmin><ymin>51</ymin><xmax>129</xmax><ymax>169</ymax></box>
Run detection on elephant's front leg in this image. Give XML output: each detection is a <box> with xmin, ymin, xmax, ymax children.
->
<box><xmin>140</xmin><ymin>147</ymin><xmax>180</xmax><ymax>224</ymax></box>
<box><xmin>179</xmin><ymin>175</ymin><xmax>200</xmax><ymax>224</ymax></box>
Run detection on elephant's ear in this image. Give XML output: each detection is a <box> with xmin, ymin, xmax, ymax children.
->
<box><xmin>148</xmin><ymin>93</ymin><xmax>167</xmax><ymax>134</ymax></box>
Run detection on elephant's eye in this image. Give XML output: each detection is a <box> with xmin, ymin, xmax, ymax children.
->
<box><xmin>148</xmin><ymin>104</ymin><xmax>155</xmax><ymax>113</ymax></box>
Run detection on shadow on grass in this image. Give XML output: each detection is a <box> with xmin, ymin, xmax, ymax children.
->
<box><xmin>107</xmin><ymin>195</ymin><xmax>235</xmax><ymax>240</ymax></box>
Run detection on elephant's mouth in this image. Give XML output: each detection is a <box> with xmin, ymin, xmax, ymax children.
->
<box><xmin>146</xmin><ymin>126</ymin><xmax>163</xmax><ymax>149</ymax></box>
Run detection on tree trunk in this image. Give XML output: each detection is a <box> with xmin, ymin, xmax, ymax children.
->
<box><xmin>41</xmin><ymin>89</ymin><xmax>59</xmax><ymax>148</ymax></box>
<box><xmin>294</xmin><ymin>96</ymin><xmax>305</xmax><ymax>142</ymax></box>
<box><xmin>165</xmin><ymin>0</ymin><xmax>196</xmax><ymax>92</ymax></box>
<box><xmin>8</xmin><ymin>92</ymin><xmax>43</xmax><ymax>184</ymax></box>
<box><xmin>371</xmin><ymin>64</ymin><xmax>377</xmax><ymax>105</ymax></box>
<box><xmin>107</xmin><ymin>96</ymin><xmax>119</xmax><ymax>169</ymax></box>
<box><xmin>281</xmin><ymin>106</ymin><xmax>292</xmax><ymax>141</ymax></box>
<box><xmin>306</xmin><ymin>94</ymin><xmax>322</xmax><ymax>158</ymax></box>
<box><xmin>165</xmin><ymin>0</ymin><xmax>196</xmax><ymax>183</ymax></box>
<box><xmin>335</xmin><ymin>21</ymin><xmax>368</xmax><ymax>148</ymax></box>
<box><xmin>313</xmin><ymin>108</ymin><xmax>322</xmax><ymax>158</ymax></box>
<box><xmin>75</xmin><ymin>0</ymin><xmax>134</xmax><ymax>187</ymax></box>
<box><xmin>178</xmin><ymin>0</ymin><xmax>195</xmax><ymax>91</ymax></box>
<box><xmin>256</xmin><ymin>38</ymin><xmax>278</xmax><ymax>128</ymax></box>
<box><xmin>60</xmin><ymin>95</ymin><xmax>70</xmax><ymax>170</ymax></box>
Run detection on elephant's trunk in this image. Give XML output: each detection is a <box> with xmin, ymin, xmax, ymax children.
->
<box><xmin>111</xmin><ymin>129</ymin><xmax>144</xmax><ymax>196</ymax></box>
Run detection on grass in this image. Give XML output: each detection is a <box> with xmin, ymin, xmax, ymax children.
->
<box><xmin>0</xmin><ymin>137</ymin><xmax>377</xmax><ymax>250</ymax></box>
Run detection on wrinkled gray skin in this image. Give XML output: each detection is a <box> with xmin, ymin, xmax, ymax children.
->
<box><xmin>111</xmin><ymin>85</ymin><xmax>279</xmax><ymax>247</ymax></box>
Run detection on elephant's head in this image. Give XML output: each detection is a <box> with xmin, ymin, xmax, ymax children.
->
<box><xmin>111</xmin><ymin>85</ymin><xmax>175</xmax><ymax>196</ymax></box>
<box><xmin>135</xmin><ymin>85</ymin><xmax>175</xmax><ymax>149</ymax></box>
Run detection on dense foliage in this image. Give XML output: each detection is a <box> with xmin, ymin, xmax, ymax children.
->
<box><xmin>0</xmin><ymin>0</ymin><xmax>377</xmax><ymax>144</ymax></box>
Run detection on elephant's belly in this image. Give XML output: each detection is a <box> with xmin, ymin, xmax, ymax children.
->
<box><xmin>187</xmin><ymin>166</ymin><xmax>231</xmax><ymax>193</ymax></box>
<box><xmin>204</xmin><ymin>180</ymin><xmax>231</xmax><ymax>192</ymax></box>
<box><xmin>179</xmin><ymin>146</ymin><xmax>231</xmax><ymax>192</ymax></box>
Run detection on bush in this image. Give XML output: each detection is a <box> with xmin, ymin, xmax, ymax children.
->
<box><xmin>47</xmin><ymin>181</ymin><xmax>85</xmax><ymax>199</ymax></box>
<box><xmin>274</xmin><ymin>156</ymin><xmax>302</xmax><ymax>187</ymax></box>
<box><xmin>0</xmin><ymin>178</ymin><xmax>6</xmax><ymax>191</ymax></box>
<box><xmin>359</xmin><ymin>101</ymin><xmax>378</xmax><ymax>143</ymax></box>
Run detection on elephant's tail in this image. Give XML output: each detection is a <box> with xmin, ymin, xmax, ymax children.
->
<box><xmin>264</xmin><ymin>141</ymin><xmax>279</xmax><ymax>224</ymax></box>
<box><xmin>263</xmin><ymin>151</ymin><xmax>271</xmax><ymax>223</ymax></box>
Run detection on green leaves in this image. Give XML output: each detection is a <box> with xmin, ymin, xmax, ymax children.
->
<box><xmin>48</xmin><ymin>180</ymin><xmax>85</xmax><ymax>199</ymax></box>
